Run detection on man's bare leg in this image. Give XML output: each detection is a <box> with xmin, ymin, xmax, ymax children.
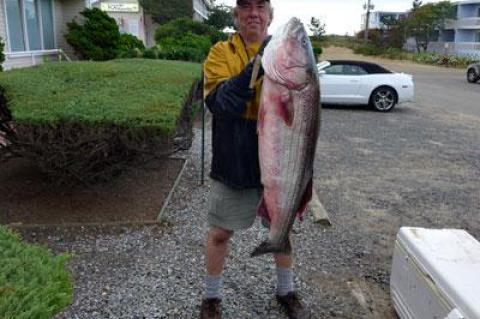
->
<box><xmin>204</xmin><ymin>226</ymin><xmax>233</xmax><ymax>299</ymax></box>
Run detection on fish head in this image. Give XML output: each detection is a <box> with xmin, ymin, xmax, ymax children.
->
<box><xmin>262</xmin><ymin>17</ymin><xmax>317</xmax><ymax>90</ymax></box>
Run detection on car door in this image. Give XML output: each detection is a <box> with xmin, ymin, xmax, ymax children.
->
<box><xmin>319</xmin><ymin>63</ymin><xmax>367</xmax><ymax>104</ymax></box>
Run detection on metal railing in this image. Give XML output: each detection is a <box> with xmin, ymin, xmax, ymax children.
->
<box><xmin>445</xmin><ymin>17</ymin><xmax>480</xmax><ymax>29</ymax></box>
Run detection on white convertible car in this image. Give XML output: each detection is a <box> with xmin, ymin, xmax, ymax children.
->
<box><xmin>317</xmin><ymin>60</ymin><xmax>415</xmax><ymax>112</ymax></box>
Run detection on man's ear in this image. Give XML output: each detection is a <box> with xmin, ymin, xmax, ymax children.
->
<box><xmin>233</xmin><ymin>7</ymin><xmax>239</xmax><ymax>21</ymax></box>
<box><xmin>268</xmin><ymin>7</ymin><xmax>274</xmax><ymax>26</ymax></box>
<box><xmin>233</xmin><ymin>7</ymin><xmax>240</xmax><ymax>29</ymax></box>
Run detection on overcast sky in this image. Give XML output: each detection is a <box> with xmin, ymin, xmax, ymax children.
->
<box><xmin>217</xmin><ymin>0</ymin><xmax>443</xmax><ymax>35</ymax></box>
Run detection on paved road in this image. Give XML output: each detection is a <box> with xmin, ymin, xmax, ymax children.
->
<box><xmin>321</xmin><ymin>47</ymin><xmax>480</xmax><ymax>119</ymax></box>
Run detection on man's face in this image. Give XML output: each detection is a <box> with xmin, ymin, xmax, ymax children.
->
<box><xmin>235</xmin><ymin>0</ymin><xmax>272</xmax><ymax>39</ymax></box>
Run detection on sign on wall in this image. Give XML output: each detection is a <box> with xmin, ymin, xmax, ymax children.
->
<box><xmin>100</xmin><ymin>2</ymin><xmax>139</xmax><ymax>12</ymax></box>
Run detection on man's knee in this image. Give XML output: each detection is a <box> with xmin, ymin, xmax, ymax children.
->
<box><xmin>208</xmin><ymin>226</ymin><xmax>233</xmax><ymax>246</ymax></box>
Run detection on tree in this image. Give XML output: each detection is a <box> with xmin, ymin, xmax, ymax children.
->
<box><xmin>401</xmin><ymin>1</ymin><xmax>456</xmax><ymax>52</ymax></box>
<box><xmin>66</xmin><ymin>8</ymin><xmax>122</xmax><ymax>60</ymax></box>
<box><xmin>412</xmin><ymin>0</ymin><xmax>423</xmax><ymax>11</ymax></box>
<box><xmin>0</xmin><ymin>37</ymin><xmax>4</xmax><ymax>71</ymax></box>
<box><xmin>205</xmin><ymin>4</ymin><xmax>234</xmax><ymax>30</ymax></box>
<box><xmin>139</xmin><ymin>0</ymin><xmax>193</xmax><ymax>25</ymax></box>
<box><xmin>308</xmin><ymin>17</ymin><xmax>326</xmax><ymax>42</ymax></box>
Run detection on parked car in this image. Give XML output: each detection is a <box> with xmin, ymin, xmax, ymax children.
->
<box><xmin>466</xmin><ymin>62</ymin><xmax>480</xmax><ymax>83</ymax></box>
<box><xmin>317</xmin><ymin>60</ymin><xmax>414</xmax><ymax>112</ymax></box>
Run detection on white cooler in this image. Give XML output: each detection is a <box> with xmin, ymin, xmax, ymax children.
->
<box><xmin>390</xmin><ymin>227</ymin><xmax>480</xmax><ymax>319</ymax></box>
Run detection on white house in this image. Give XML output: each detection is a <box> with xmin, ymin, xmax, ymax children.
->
<box><xmin>0</xmin><ymin>0</ymin><xmax>208</xmax><ymax>70</ymax></box>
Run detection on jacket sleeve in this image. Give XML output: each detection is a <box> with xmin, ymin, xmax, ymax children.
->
<box><xmin>203</xmin><ymin>43</ymin><xmax>255</xmax><ymax>119</ymax></box>
<box><xmin>205</xmin><ymin>65</ymin><xmax>256</xmax><ymax>118</ymax></box>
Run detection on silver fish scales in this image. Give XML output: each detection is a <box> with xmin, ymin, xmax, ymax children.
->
<box><xmin>252</xmin><ymin>17</ymin><xmax>321</xmax><ymax>257</ymax></box>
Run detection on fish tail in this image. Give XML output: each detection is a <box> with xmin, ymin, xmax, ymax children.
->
<box><xmin>250</xmin><ymin>237</ymin><xmax>291</xmax><ymax>257</ymax></box>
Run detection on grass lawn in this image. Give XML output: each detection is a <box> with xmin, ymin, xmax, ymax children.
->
<box><xmin>0</xmin><ymin>59</ymin><xmax>202</xmax><ymax>134</ymax></box>
<box><xmin>0</xmin><ymin>225</ymin><xmax>73</xmax><ymax>319</ymax></box>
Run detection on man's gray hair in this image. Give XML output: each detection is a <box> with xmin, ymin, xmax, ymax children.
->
<box><xmin>233</xmin><ymin>2</ymin><xmax>274</xmax><ymax>29</ymax></box>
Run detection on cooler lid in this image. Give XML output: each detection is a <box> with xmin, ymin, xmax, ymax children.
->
<box><xmin>397</xmin><ymin>227</ymin><xmax>480</xmax><ymax>319</ymax></box>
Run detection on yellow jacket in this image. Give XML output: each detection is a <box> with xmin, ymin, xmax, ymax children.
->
<box><xmin>203</xmin><ymin>33</ymin><xmax>263</xmax><ymax>120</ymax></box>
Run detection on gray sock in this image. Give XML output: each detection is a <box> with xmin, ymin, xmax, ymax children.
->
<box><xmin>276</xmin><ymin>266</ymin><xmax>294</xmax><ymax>296</ymax></box>
<box><xmin>205</xmin><ymin>274</ymin><xmax>222</xmax><ymax>299</ymax></box>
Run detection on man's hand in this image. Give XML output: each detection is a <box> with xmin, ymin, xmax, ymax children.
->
<box><xmin>205</xmin><ymin>35</ymin><xmax>273</xmax><ymax>118</ymax></box>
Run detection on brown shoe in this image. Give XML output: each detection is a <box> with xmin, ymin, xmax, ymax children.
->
<box><xmin>199</xmin><ymin>298</ymin><xmax>222</xmax><ymax>319</ymax></box>
<box><xmin>276</xmin><ymin>292</ymin><xmax>311</xmax><ymax>319</ymax></box>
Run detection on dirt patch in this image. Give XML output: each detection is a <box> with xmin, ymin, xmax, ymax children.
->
<box><xmin>0</xmin><ymin>157</ymin><xmax>184</xmax><ymax>226</ymax></box>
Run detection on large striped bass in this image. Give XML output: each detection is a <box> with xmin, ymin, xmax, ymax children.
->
<box><xmin>252</xmin><ymin>18</ymin><xmax>321</xmax><ymax>257</ymax></box>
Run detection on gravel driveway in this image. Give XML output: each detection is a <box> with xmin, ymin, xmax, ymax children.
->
<box><xmin>16</xmin><ymin>49</ymin><xmax>480</xmax><ymax>319</ymax></box>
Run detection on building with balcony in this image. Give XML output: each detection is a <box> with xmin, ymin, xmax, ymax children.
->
<box><xmin>429</xmin><ymin>0</ymin><xmax>480</xmax><ymax>58</ymax></box>
<box><xmin>0</xmin><ymin>0</ymin><xmax>208</xmax><ymax>70</ymax></box>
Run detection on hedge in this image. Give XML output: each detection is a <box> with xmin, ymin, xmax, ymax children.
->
<box><xmin>0</xmin><ymin>59</ymin><xmax>201</xmax><ymax>133</ymax></box>
<box><xmin>0</xmin><ymin>59</ymin><xmax>202</xmax><ymax>185</ymax></box>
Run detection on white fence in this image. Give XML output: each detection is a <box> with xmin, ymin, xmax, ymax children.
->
<box><xmin>428</xmin><ymin>41</ymin><xmax>480</xmax><ymax>58</ymax></box>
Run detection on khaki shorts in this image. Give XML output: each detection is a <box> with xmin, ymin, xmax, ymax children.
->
<box><xmin>208</xmin><ymin>180</ymin><xmax>262</xmax><ymax>231</ymax></box>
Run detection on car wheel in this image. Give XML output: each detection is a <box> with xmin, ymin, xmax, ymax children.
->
<box><xmin>370</xmin><ymin>87</ymin><xmax>397</xmax><ymax>112</ymax></box>
<box><xmin>467</xmin><ymin>69</ymin><xmax>479</xmax><ymax>83</ymax></box>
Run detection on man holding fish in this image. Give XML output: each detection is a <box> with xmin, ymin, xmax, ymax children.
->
<box><xmin>201</xmin><ymin>0</ymin><xmax>320</xmax><ymax>318</ymax></box>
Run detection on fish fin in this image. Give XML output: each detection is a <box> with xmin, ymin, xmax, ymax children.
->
<box><xmin>277</xmin><ymin>92</ymin><xmax>294</xmax><ymax>126</ymax></box>
<box><xmin>257</xmin><ymin>196</ymin><xmax>271</xmax><ymax>222</ymax></box>
<box><xmin>251</xmin><ymin>237</ymin><xmax>291</xmax><ymax>257</ymax></box>
<box><xmin>296</xmin><ymin>179</ymin><xmax>313</xmax><ymax>221</ymax></box>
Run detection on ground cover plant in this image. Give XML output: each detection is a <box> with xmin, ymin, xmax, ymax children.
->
<box><xmin>0</xmin><ymin>59</ymin><xmax>202</xmax><ymax>185</ymax></box>
<box><xmin>0</xmin><ymin>225</ymin><xmax>73</xmax><ymax>319</ymax></box>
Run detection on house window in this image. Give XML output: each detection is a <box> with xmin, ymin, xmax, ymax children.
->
<box><xmin>5</xmin><ymin>0</ymin><xmax>55</xmax><ymax>52</ymax></box>
<box><xmin>5</xmin><ymin>0</ymin><xmax>25</xmax><ymax>51</ymax></box>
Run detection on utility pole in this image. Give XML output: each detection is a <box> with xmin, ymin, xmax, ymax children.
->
<box><xmin>363</xmin><ymin>0</ymin><xmax>374</xmax><ymax>44</ymax></box>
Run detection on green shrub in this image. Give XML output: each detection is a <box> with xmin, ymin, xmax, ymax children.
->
<box><xmin>383</xmin><ymin>47</ymin><xmax>408</xmax><ymax>60</ymax></box>
<box><xmin>119</xmin><ymin>33</ymin><xmax>145</xmax><ymax>52</ymax></box>
<box><xmin>118</xmin><ymin>47</ymin><xmax>143</xmax><ymax>59</ymax></box>
<box><xmin>65</xmin><ymin>8</ymin><xmax>122</xmax><ymax>61</ymax></box>
<box><xmin>157</xmin><ymin>32</ymin><xmax>212</xmax><ymax>62</ymax></box>
<box><xmin>0</xmin><ymin>225</ymin><xmax>73</xmax><ymax>319</ymax></box>
<box><xmin>0</xmin><ymin>37</ymin><xmax>4</xmax><ymax>71</ymax></box>
<box><xmin>152</xmin><ymin>18</ymin><xmax>227</xmax><ymax>62</ymax></box>
<box><xmin>353</xmin><ymin>44</ymin><xmax>384</xmax><ymax>56</ymax></box>
<box><xmin>155</xmin><ymin>17</ymin><xmax>226</xmax><ymax>45</ymax></box>
<box><xmin>143</xmin><ymin>47</ymin><xmax>160</xmax><ymax>59</ymax></box>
